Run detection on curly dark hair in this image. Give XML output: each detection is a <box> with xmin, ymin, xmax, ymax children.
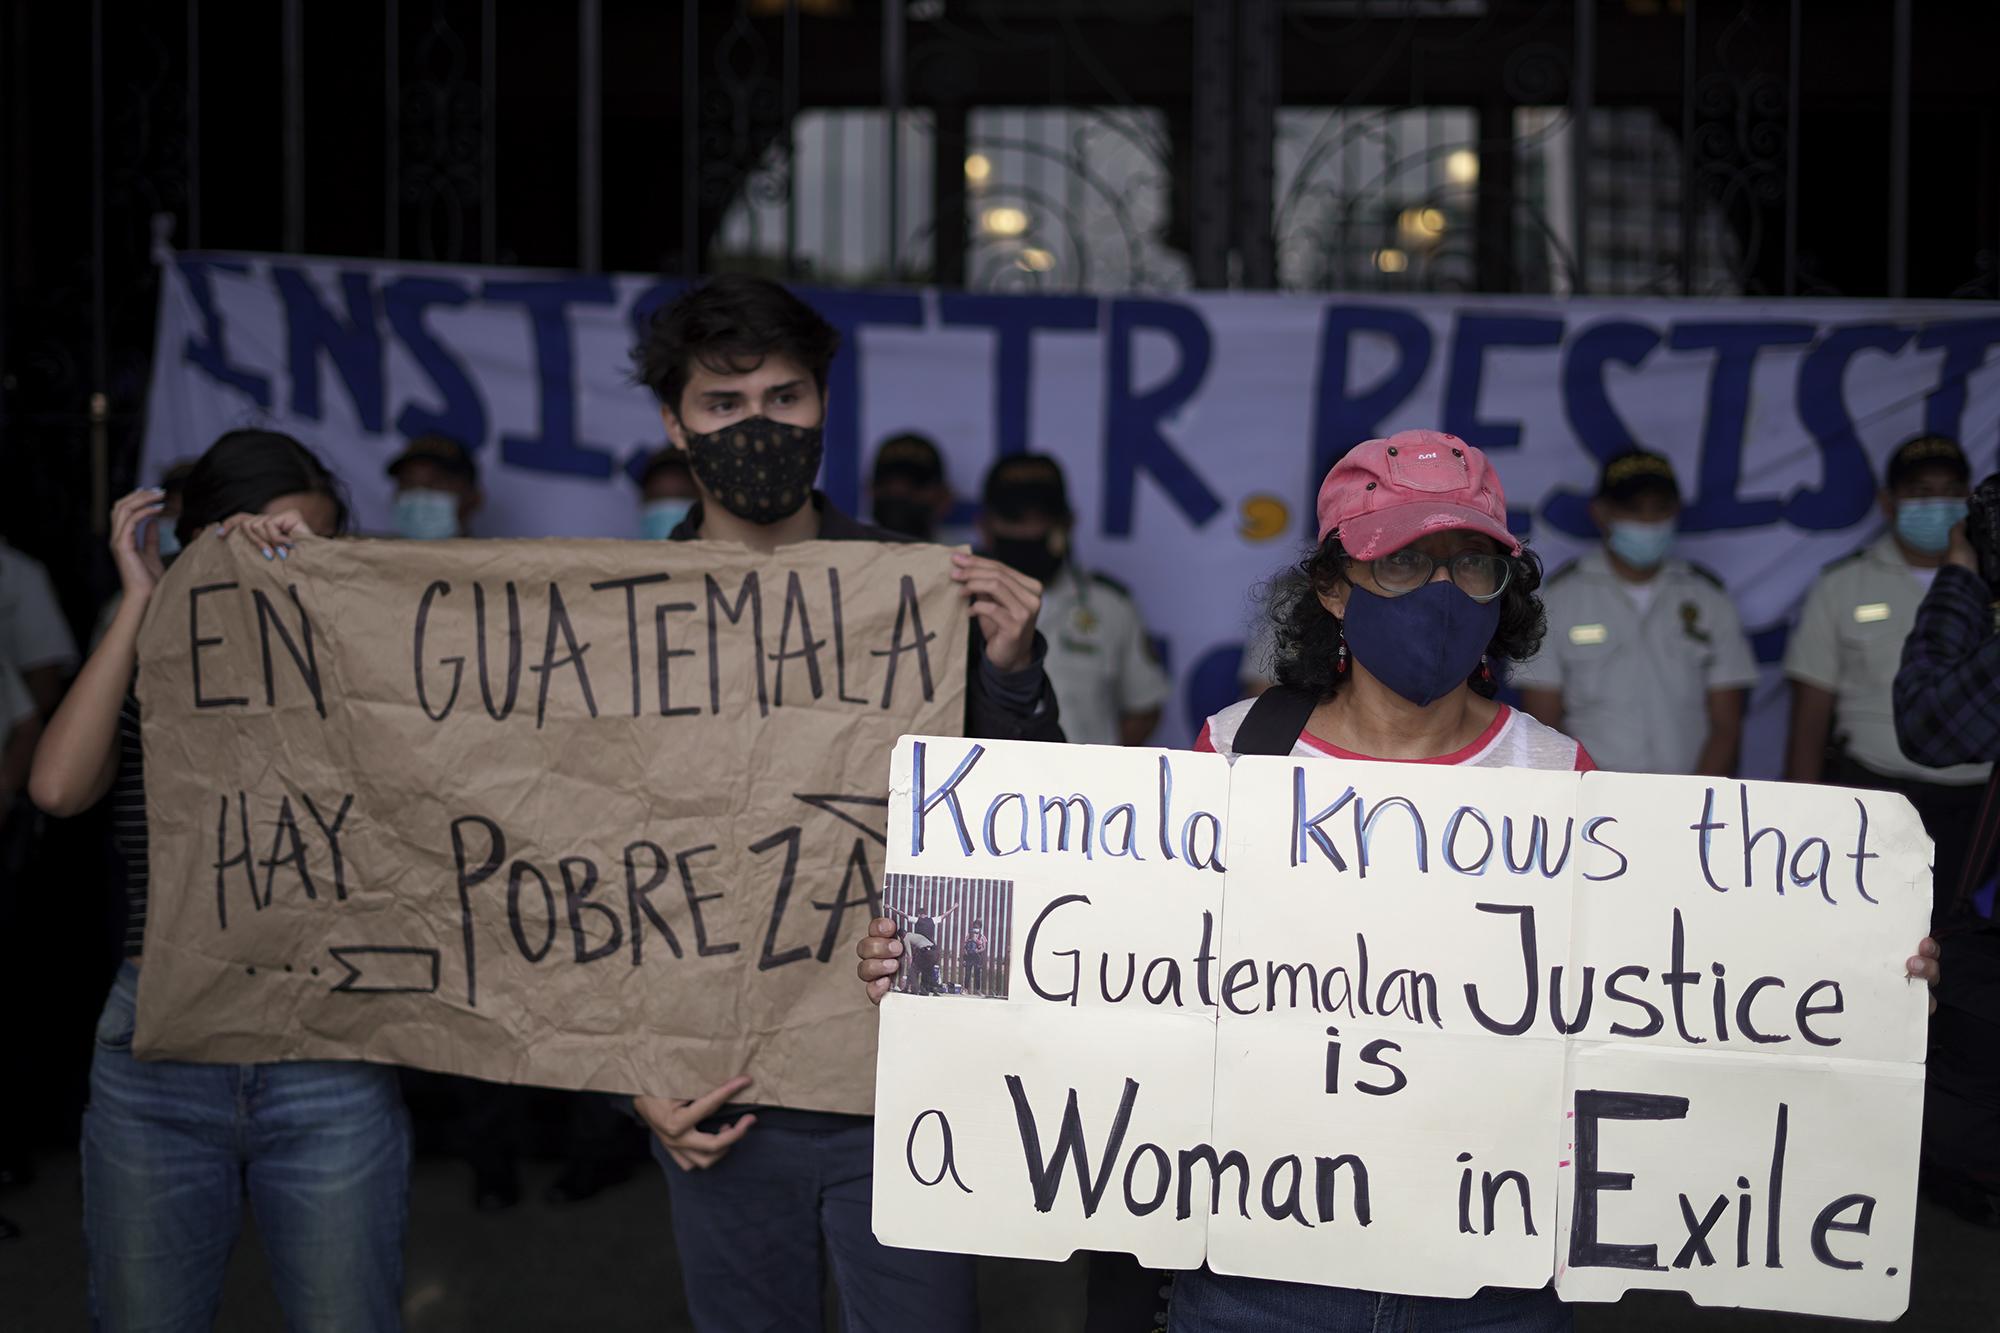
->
<box><xmin>631</xmin><ymin>274</ymin><xmax>841</xmax><ymax>417</ymax></box>
<box><xmin>1262</xmin><ymin>534</ymin><xmax>1548</xmax><ymax>701</ymax></box>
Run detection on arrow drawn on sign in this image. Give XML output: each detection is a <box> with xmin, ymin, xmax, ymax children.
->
<box><xmin>793</xmin><ymin>793</ymin><xmax>889</xmax><ymax>845</ymax></box>
<box><xmin>329</xmin><ymin>945</ymin><xmax>442</xmax><ymax>995</ymax></box>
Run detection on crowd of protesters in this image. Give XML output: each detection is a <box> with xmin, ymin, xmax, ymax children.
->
<box><xmin>0</xmin><ymin>274</ymin><xmax>1968</xmax><ymax>1332</ymax></box>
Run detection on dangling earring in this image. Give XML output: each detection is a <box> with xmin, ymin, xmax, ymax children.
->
<box><xmin>1337</xmin><ymin>627</ymin><xmax>1349</xmax><ymax>674</ymax></box>
<box><xmin>1479</xmin><ymin>653</ymin><xmax>1493</xmax><ymax>684</ymax></box>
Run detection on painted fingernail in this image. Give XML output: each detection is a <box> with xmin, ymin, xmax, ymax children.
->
<box><xmin>278</xmin><ymin>547</ymin><xmax>289</xmax><ymax>560</ymax></box>
<box><xmin>262</xmin><ymin>547</ymin><xmax>273</xmax><ymax>560</ymax></box>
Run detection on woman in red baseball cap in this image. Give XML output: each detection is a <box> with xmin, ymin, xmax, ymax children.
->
<box><xmin>1194</xmin><ymin>429</ymin><xmax>1579</xmax><ymax>769</ymax></box>
<box><xmin>855</xmin><ymin>431</ymin><xmax>1942</xmax><ymax>1332</ymax></box>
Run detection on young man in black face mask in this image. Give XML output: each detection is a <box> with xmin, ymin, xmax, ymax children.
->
<box><xmin>627</xmin><ymin>274</ymin><xmax>1063</xmax><ymax>1333</ymax></box>
<box><xmin>981</xmin><ymin>453</ymin><xmax>1170</xmax><ymax>747</ymax></box>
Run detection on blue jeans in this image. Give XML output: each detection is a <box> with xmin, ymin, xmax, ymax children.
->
<box><xmin>82</xmin><ymin>963</ymin><xmax>412</xmax><ymax>1332</ymax></box>
<box><xmin>1170</xmin><ymin>1269</ymin><xmax>1571</xmax><ymax>1333</ymax></box>
<box><xmin>654</xmin><ymin>1111</ymin><xmax>976</xmax><ymax>1333</ymax></box>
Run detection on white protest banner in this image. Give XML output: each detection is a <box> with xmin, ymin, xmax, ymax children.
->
<box><xmin>871</xmin><ymin>736</ymin><xmax>1930</xmax><ymax>1320</ymax></box>
<box><xmin>142</xmin><ymin>248</ymin><xmax>2000</xmax><ymax>761</ymax></box>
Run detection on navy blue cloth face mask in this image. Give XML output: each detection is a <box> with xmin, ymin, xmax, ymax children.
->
<box><xmin>1341</xmin><ymin>580</ymin><xmax>1501</xmax><ymax>707</ymax></box>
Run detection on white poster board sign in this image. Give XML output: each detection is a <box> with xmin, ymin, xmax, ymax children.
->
<box><xmin>872</xmin><ymin>737</ymin><xmax>1930</xmax><ymax>1321</ymax></box>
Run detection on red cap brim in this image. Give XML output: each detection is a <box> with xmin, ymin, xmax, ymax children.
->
<box><xmin>1334</xmin><ymin>503</ymin><xmax>1522</xmax><ymax>560</ymax></box>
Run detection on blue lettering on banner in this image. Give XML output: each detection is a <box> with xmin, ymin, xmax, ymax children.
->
<box><xmin>274</xmin><ymin>267</ymin><xmax>386</xmax><ymax>432</ymax></box>
<box><xmin>1441</xmin><ymin>313</ymin><xmax>1566</xmax><ymax>453</ymax></box>
<box><xmin>939</xmin><ymin>293</ymin><xmax>1100</xmax><ymax>461</ymax></box>
<box><xmin>1103</xmin><ymin>299</ymin><xmax>1223</xmax><ymax>536</ymax></box>
<box><xmin>382</xmin><ymin>277</ymin><xmax>487</xmax><ymax>449</ymax></box>
<box><xmin>1442</xmin><ymin>313</ymin><xmax>1565</xmax><ymax>533</ymax></box>
<box><xmin>627</xmin><ymin>280</ymin><xmax>688</xmax><ymax>344</ymax></box>
<box><xmin>1546</xmin><ymin>320</ymin><xmax>1662</xmax><ymax>537</ymax></box>
<box><xmin>144</xmin><ymin>251</ymin><xmax>2000</xmax><ymax>767</ymax></box>
<box><xmin>1311</xmin><ymin>305</ymin><xmax>1432</xmax><ymax>501</ymax></box>
<box><xmin>178</xmin><ymin>259</ymin><xmax>273</xmax><ymax>407</ymax></box>
<box><xmin>1790</xmin><ymin>324</ymin><xmax>1913</xmax><ymax>531</ymax></box>
<box><xmin>482</xmin><ymin>276</ymin><xmax>619</xmax><ymax>478</ymax></box>
<box><xmin>1671</xmin><ymin>322</ymin><xmax>1816</xmax><ymax>533</ymax></box>
<box><xmin>1918</xmin><ymin>318</ymin><xmax>2000</xmax><ymax>456</ymax></box>
<box><xmin>810</xmin><ymin>288</ymin><xmax>926</xmax><ymax>514</ymax></box>
<box><xmin>622</xmin><ymin>280</ymin><xmax>690</xmax><ymax>476</ymax></box>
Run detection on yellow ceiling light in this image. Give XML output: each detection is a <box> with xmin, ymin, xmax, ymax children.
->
<box><xmin>1445</xmin><ymin>148</ymin><xmax>1479</xmax><ymax>185</ymax></box>
<box><xmin>964</xmin><ymin>153</ymin><xmax>992</xmax><ymax>185</ymax></box>
<box><xmin>981</xmin><ymin>206</ymin><xmax>1030</xmax><ymax>238</ymax></box>
<box><xmin>1017</xmin><ymin>247</ymin><xmax>1056</xmax><ymax>272</ymax></box>
<box><xmin>1374</xmin><ymin>247</ymin><xmax>1409</xmax><ymax>273</ymax></box>
<box><xmin>1398</xmin><ymin>207</ymin><xmax>1447</xmax><ymax>242</ymax></box>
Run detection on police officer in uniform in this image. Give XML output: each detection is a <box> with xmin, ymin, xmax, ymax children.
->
<box><xmin>867</xmin><ymin>433</ymin><xmax>960</xmax><ymax>543</ymax></box>
<box><xmin>979</xmin><ymin>454</ymin><xmax>1170</xmax><ymax>747</ymax></box>
<box><xmin>386</xmin><ymin>433</ymin><xmax>482</xmax><ymax>539</ymax></box>
<box><xmin>975</xmin><ymin>465</ymin><xmax>1179</xmax><ymax>1327</ymax></box>
<box><xmin>1786</xmin><ymin>433</ymin><xmax>1988</xmax><ymax>898</ymax></box>
<box><xmin>1516</xmin><ymin>449</ymin><xmax>1757</xmax><ymax>774</ymax></box>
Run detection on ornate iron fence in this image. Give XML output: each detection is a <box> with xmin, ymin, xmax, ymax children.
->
<box><xmin>2</xmin><ymin>0</ymin><xmax>1994</xmax><ymax>597</ymax></box>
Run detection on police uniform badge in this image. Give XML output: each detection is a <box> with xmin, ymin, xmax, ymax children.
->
<box><xmin>1679</xmin><ymin>601</ymin><xmax>1711</xmax><ymax>644</ymax></box>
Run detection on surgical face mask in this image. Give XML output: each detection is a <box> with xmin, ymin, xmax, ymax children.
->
<box><xmin>393</xmin><ymin>488</ymin><xmax>460</xmax><ymax>540</ymax></box>
<box><xmin>989</xmin><ymin>534</ymin><xmax>1063</xmax><ymax>583</ymax></box>
<box><xmin>1341</xmin><ymin>580</ymin><xmax>1502</xmax><ymax>707</ymax></box>
<box><xmin>1896</xmin><ymin>497</ymin><xmax>1967</xmax><ymax>555</ymax></box>
<box><xmin>683</xmin><ymin>416</ymin><xmax>822</xmax><ymax>525</ymax></box>
<box><xmin>1607</xmin><ymin>518</ymin><xmax>1675</xmax><ymax>570</ymax></box>
<box><xmin>640</xmin><ymin>498</ymin><xmax>695</xmax><ymax>540</ymax></box>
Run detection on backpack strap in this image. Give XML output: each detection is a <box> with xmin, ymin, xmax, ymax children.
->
<box><xmin>1232</xmin><ymin>685</ymin><xmax>1320</xmax><ymax>756</ymax></box>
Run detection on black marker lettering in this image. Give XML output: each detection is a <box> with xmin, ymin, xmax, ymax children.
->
<box><xmin>827</xmin><ymin>569</ymin><xmax>868</xmax><ymax>705</ymax></box>
<box><xmin>677</xmin><ymin>844</ymin><xmax>737</xmax><ymax>956</ymax></box>
<box><xmin>413</xmin><ymin>581</ymin><xmax>462</xmax><ymax>721</ymax></box>
<box><xmin>706</xmin><ymin>573</ymin><xmax>767</xmax><ymax>716</ymax></box>
<box><xmin>253</xmin><ymin>586</ymin><xmax>326</xmax><ymax>717</ymax></box>
<box><xmin>299</xmin><ymin>792</ymin><xmax>353</xmax><ymax>900</ymax></box>
<box><xmin>871</xmin><ymin>574</ymin><xmax>937</xmax><ymax>708</ymax></box>
<box><xmin>561</xmin><ymin>855</ymin><xmax>623</xmax><ymax>964</ymax></box>
<box><xmin>1567</xmin><ymin>1089</ymin><xmax>1689</xmax><ymax>1272</ymax></box>
<box><xmin>767</xmin><ymin>570</ymin><xmax>827</xmax><ymax>707</ymax></box>
<box><xmin>531</xmin><ymin>582</ymin><xmax>597</xmax><ymax>727</ymax></box>
<box><xmin>1463</xmin><ymin>903</ymin><xmax>1538</xmax><ymax>1035</ymax></box>
<box><xmin>753</xmin><ymin>826</ymin><xmax>810</xmax><ymax>970</ymax></box>
<box><xmin>591</xmin><ymin>572</ymin><xmax>672</xmax><ymax>718</ymax></box>
<box><xmin>1006</xmin><ymin>1073</ymin><xmax>1137</xmax><ymax>1217</ymax></box>
<box><xmin>450</xmin><ymin>814</ymin><xmax>505</xmax><ymax>1005</ymax></box>
<box><xmin>622</xmin><ymin>840</ymin><xmax>683</xmax><ymax>965</ymax></box>
<box><xmin>190</xmin><ymin>583</ymin><xmax>249</xmax><ymax>708</ymax></box>
<box><xmin>474</xmin><ymin>581</ymin><xmax>523</xmax><ymax>720</ymax></box>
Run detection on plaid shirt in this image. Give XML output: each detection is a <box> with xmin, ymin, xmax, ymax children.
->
<box><xmin>1893</xmin><ymin>564</ymin><xmax>2000</xmax><ymax>768</ymax></box>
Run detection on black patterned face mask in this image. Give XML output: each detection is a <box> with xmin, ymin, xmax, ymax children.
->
<box><xmin>682</xmin><ymin>416</ymin><xmax>824</xmax><ymax>525</ymax></box>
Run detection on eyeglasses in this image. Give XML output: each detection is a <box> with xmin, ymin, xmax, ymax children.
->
<box><xmin>1358</xmin><ymin>549</ymin><xmax>1515</xmax><ymax>603</ymax></box>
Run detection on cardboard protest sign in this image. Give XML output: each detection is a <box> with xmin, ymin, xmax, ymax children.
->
<box><xmin>872</xmin><ymin>737</ymin><xmax>1930</xmax><ymax>1320</ymax></box>
<box><xmin>133</xmin><ymin>534</ymin><xmax>965</xmax><ymax>1114</ymax></box>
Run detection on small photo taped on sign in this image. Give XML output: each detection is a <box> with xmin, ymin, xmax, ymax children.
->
<box><xmin>883</xmin><ymin>872</ymin><xmax>1012</xmax><ymax>1001</ymax></box>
